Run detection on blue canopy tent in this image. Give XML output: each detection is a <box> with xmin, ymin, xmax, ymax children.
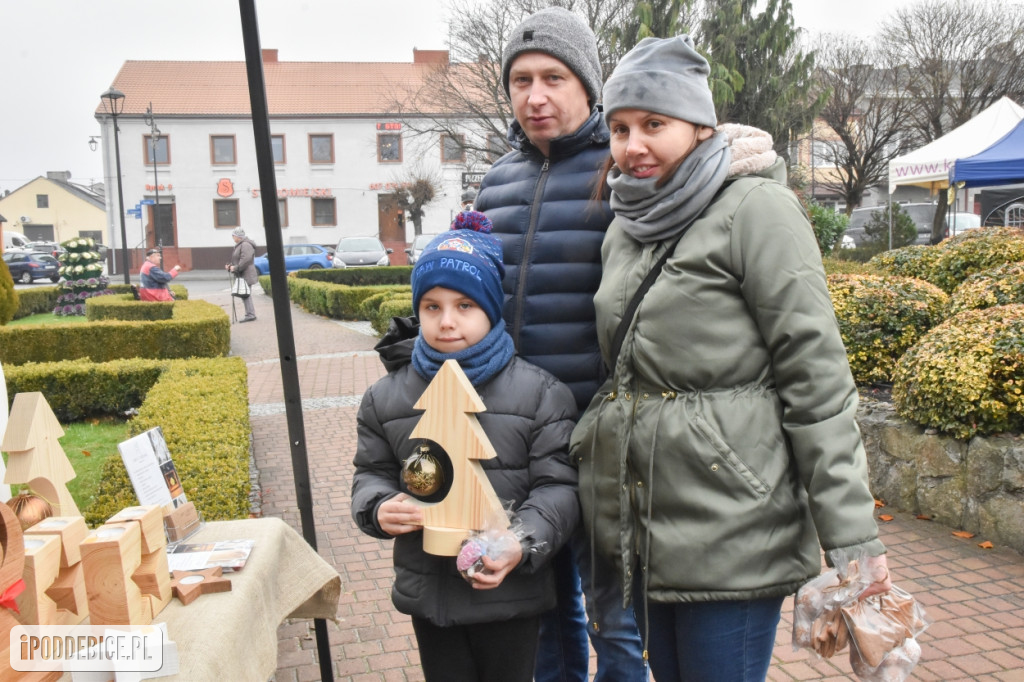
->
<box><xmin>949</xmin><ymin>117</ymin><xmax>1024</xmax><ymax>188</ymax></box>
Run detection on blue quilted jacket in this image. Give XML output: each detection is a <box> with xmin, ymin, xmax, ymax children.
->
<box><xmin>476</xmin><ymin>109</ymin><xmax>613</xmax><ymax>413</ymax></box>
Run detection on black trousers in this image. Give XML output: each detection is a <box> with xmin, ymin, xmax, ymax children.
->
<box><xmin>411</xmin><ymin>614</ymin><xmax>541</xmax><ymax>682</ymax></box>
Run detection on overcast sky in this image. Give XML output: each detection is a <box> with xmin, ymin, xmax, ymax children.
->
<box><xmin>0</xmin><ymin>0</ymin><xmax>930</xmax><ymax>195</ymax></box>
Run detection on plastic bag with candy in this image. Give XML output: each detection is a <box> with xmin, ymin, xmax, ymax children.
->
<box><xmin>792</xmin><ymin>549</ymin><xmax>929</xmax><ymax>682</ymax></box>
<box><xmin>455</xmin><ymin>503</ymin><xmax>546</xmax><ymax>583</ymax></box>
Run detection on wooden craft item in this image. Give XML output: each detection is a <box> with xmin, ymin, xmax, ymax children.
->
<box><xmin>108</xmin><ymin>505</ymin><xmax>166</xmax><ymax>554</ymax></box>
<box><xmin>1</xmin><ymin>392</ymin><xmax>80</xmax><ymax>517</ymax></box>
<box><xmin>18</xmin><ymin>534</ymin><xmax>61</xmax><ymax>625</ymax></box>
<box><xmin>133</xmin><ymin>545</ymin><xmax>172</xmax><ymax>618</ymax></box>
<box><xmin>163</xmin><ymin>501</ymin><xmax>200</xmax><ymax>543</ymax></box>
<box><xmin>0</xmin><ymin>500</ymin><xmax>26</xmax><ymax>681</ymax></box>
<box><xmin>26</xmin><ymin>515</ymin><xmax>88</xmax><ymax>567</ymax></box>
<box><xmin>79</xmin><ymin>523</ymin><xmax>151</xmax><ymax>626</ymax></box>
<box><xmin>170</xmin><ymin>567</ymin><xmax>232</xmax><ymax>606</ymax></box>
<box><xmin>407</xmin><ymin>360</ymin><xmax>506</xmax><ymax>556</ymax></box>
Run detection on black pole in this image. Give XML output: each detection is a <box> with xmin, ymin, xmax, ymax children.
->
<box><xmin>237</xmin><ymin>2</ymin><xmax>333</xmax><ymax>680</ymax></box>
<box><xmin>111</xmin><ymin>113</ymin><xmax>130</xmax><ymax>285</ymax></box>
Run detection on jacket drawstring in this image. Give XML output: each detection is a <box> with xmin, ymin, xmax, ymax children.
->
<box><xmin>586</xmin><ymin>392</ymin><xmax>614</xmax><ymax>634</ymax></box>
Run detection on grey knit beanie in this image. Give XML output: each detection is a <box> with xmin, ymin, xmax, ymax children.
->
<box><xmin>501</xmin><ymin>7</ymin><xmax>603</xmax><ymax>107</ymax></box>
<box><xmin>602</xmin><ymin>36</ymin><xmax>717</xmax><ymax>128</ymax></box>
<box><xmin>232</xmin><ymin>227</ymin><xmax>246</xmax><ymax>238</ymax></box>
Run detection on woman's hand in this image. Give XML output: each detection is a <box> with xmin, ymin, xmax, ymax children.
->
<box><xmin>469</xmin><ymin>542</ymin><xmax>523</xmax><ymax>590</ymax></box>
<box><xmin>377</xmin><ymin>493</ymin><xmax>423</xmax><ymax>536</ymax></box>
<box><xmin>858</xmin><ymin>553</ymin><xmax>892</xmax><ymax>599</ymax></box>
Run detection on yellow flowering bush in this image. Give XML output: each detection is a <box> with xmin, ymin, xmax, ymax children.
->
<box><xmin>868</xmin><ymin>244</ymin><xmax>942</xmax><ymax>281</ymax></box>
<box><xmin>947</xmin><ymin>262</ymin><xmax>1024</xmax><ymax>315</ymax></box>
<box><xmin>827</xmin><ymin>274</ymin><xmax>948</xmax><ymax>384</ymax></box>
<box><xmin>893</xmin><ymin>305</ymin><xmax>1024</xmax><ymax>438</ymax></box>
<box><xmin>921</xmin><ymin>227</ymin><xmax>1024</xmax><ymax>293</ymax></box>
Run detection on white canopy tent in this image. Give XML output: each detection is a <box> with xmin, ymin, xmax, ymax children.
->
<box><xmin>888</xmin><ymin>96</ymin><xmax>1024</xmax><ymax>194</ymax></box>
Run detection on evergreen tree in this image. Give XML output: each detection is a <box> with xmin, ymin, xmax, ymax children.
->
<box><xmin>0</xmin><ymin>257</ymin><xmax>18</xmax><ymax>325</ymax></box>
<box><xmin>700</xmin><ymin>0</ymin><xmax>824</xmax><ymax>157</ymax></box>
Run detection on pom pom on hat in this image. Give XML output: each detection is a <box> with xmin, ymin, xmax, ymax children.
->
<box><xmin>412</xmin><ymin>211</ymin><xmax>506</xmax><ymax>325</ymax></box>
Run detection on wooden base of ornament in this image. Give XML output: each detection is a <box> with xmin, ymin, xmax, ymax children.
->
<box><xmin>79</xmin><ymin>523</ymin><xmax>152</xmax><ymax>626</ymax></box>
<box><xmin>163</xmin><ymin>502</ymin><xmax>200</xmax><ymax>543</ymax></box>
<box><xmin>421</xmin><ymin>526</ymin><xmax>472</xmax><ymax>556</ymax></box>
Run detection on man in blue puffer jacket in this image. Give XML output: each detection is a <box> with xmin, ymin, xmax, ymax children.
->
<box><xmin>475</xmin><ymin>7</ymin><xmax>647</xmax><ymax>682</ymax></box>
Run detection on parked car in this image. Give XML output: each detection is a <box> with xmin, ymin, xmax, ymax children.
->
<box><xmin>27</xmin><ymin>240</ymin><xmax>66</xmax><ymax>259</ymax></box>
<box><xmin>844</xmin><ymin>203</ymin><xmax>938</xmax><ymax>247</ymax></box>
<box><xmin>404</xmin><ymin>233</ymin><xmax>438</xmax><ymax>265</ymax></box>
<box><xmin>253</xmin><ymin>243</ymin><xmax>334</xmax><ymax>275</ymax></box>
<box><xmin>3</xmin><ymin>251</ymin><xmax>60</xmax><ymax>283</ymax></box>
<box><xmin>945</xmin><ymin>212</ymin><xmax>981</xmax><ymax>236</ymax></box>
<box><xmin>333</xmin><ymin>236</ymin><xmax>392</xmax><ymax>268</ymax></box>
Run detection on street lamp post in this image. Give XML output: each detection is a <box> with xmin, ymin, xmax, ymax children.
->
<box><xmin>100</xmin><ymin>87</ymin><xmax>130</xmax><ymax>285</ymax></box>
<box><xmin>143</xmin><ymin>103</ymin><xmax>161</xmax><ymax>257</ymax></box>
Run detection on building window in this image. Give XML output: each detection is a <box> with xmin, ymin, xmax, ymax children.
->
<box><xmin>811</xmin><ymin>141</ymin><xmax>831</xmax><ymax>168</ymax></box>
<box><xmin>377</xmin><ymin>133</ymin><xmax>402</xmax><ymax>163</ymax></box>
<box><xmin>486</xmin><ymin>133</ymin><xmax>507</xmax><ymax>163</ymax></box>
<box><xmin>278</xmin><ymin>198</ymin><xmax>289</xmax><ymax>227</ymax></box>
<box><xmin>211</xmin><ymin>135</ymin><xmax>237</xmax><ymax>165</ymax></box>
<box><xmin>312</xmin><ymin>198</ymin><xmax>337</xmax><ymax>226</ymax></box>
<box><xmin>214</xmin><ymin>199</ymin><xmax>240</xmax><ymax>228</ymax></box>
<box><xmin>309</xmin><ymin>134</ymin><xmax>334</xmax><ymax>164</ymax></box>
<box><xmin>36</xmin><ymin>194</ymin><xmax>49</xmax><ymax>208</ymax></box>
<box><xmin>272</xmin><ymin>135</ymin><xmax>286</xmax><ymax>164</ymax></box>
<box><xmin>145</xmin><ymin>136</ymin><xmax>170</xmax><ymax>164</ymax></box>
<box><xmin>441</xmin><ymin>134</ymin><xmax>466</xmax><ymax>163</ymax></box>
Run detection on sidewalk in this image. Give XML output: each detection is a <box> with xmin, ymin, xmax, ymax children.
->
<box><xmin>203</xmin><ymin>284</ymin><xmax>1024</xmax><ymax>681</ymax></box>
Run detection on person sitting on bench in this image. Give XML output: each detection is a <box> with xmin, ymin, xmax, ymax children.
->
<box><xmin>139</xmin><ymin>248</ymin><xmax>181</xmax><ymax>301</ymax></box>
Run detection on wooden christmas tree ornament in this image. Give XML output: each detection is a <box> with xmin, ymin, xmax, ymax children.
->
<box><xmin>407</xmin><ymin>360</ymin><xmax>506</xmax><ymax>556</ymax></box>
<box><xmin>79</xmin><ymin>523</ymin><xmax>151</xmax><ymax>626</ymax></box>
<box><xmin>170</xmin><ymin>567</ymin><xmax>232</xmax><ymax>606</ymax></box>
<box><xmin>1</xmin><ymin>392</ymin><xmax>80</xmax><ymax>517</ymax></box>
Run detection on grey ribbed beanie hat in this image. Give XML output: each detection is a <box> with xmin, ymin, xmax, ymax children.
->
<box><xmin>501</xmin><ymin>7</ymin><xmax>603</xmax><ymax>107</ymax></box>
<box><xmin>602</xmin><ymin>36</ymin><xmax>717</xmax><ymax>128</ymax></box>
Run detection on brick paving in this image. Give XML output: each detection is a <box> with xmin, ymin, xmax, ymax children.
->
<box><xmin>196</xmin><ymin>280</ymin><xmax>1024</xmax><ymax>681</ymax></box>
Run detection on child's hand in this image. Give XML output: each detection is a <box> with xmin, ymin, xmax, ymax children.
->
<box><xmin>468</xmin><ymin>542</ymin><xmax>523</xmax><ymax>590</ymax></box>
<box><xmin>377</xmin><ymin>493</ymin><xmax>423</xmax><ymax>536</ymax></box>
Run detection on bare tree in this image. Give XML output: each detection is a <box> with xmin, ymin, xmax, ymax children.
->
<box><xmin>388</xmin><ymin>166</ymin><xmax>445</xmax><ymax>238</ymax></box>
<box><xmin>880</xmin><ymin>0</ymin><xmax>1024</xmax><ymax>242</ymax></box>
<box><xmin>811</xmin><ymin>34</ymin><xmax>911</xmax><ymax>212</ymax></box>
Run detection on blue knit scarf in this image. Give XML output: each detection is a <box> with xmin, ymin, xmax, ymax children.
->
<box><xmin>412</xmin><ymin>319</ymin><xmax>516</xmax><ymax>387</ymax></box>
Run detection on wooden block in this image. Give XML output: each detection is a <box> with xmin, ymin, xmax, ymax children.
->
<box><xmin>18</xmin><ymin>534</ymin><xmax>61</xmax><ymax>625</ymax></box>
<box><xmin>26</xmin><ymin>515</ymin><xmax>89</xmax><ymax>567</ymax></box>
<box><xmin>108</xmin><ymin>505</ymin><xmax>166</xmax><ymax>554</ymax></box>
<box><xmin>47</xmin><ymin>561</ymin><xmax>88</xmax><ymax>626</ymax></box>
<box><xmin>163</xmin><ymin>502</ymin><xmax>200</xmax><ymax>543</ymax></box>
<box><xmin>170</xmin><ymin>567</ymin><xmax>231</xmax><ymax>606</ymax></box>
<box><xmin>79</xmin><ymin>523</ymin><xmax>151</xmax><ymax>626</ymax></box>
<box><xmin>133</xmin><ymin>547</ymin><xmax>172</xmax><ymax>618</ymax></box>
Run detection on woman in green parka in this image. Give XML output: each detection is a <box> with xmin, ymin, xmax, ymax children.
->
<box><xmin>570</xmin><ymin>36</ymin><xmax>893</xmax><ymax>682</ymax></box>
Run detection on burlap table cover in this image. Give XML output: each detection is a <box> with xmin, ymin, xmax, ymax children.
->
<box><xmin>60</xmin><ymin>516</ymin><xmax>341</xmax><ymax>681</ymax></box>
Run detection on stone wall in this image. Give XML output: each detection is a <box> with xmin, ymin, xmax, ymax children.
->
<box><xmin>857</xmin><ymin>398</ymin><xmax>1024</xmax><ymax>555</ymax></box>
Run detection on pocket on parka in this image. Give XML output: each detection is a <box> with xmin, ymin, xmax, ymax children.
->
<box><xmin>691</xmin><ymin>413</ymin><xmax>772</xmax><ymax>499</ymax></box>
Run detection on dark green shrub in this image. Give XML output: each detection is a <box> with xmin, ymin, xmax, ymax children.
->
<box><xmin>863</xmin><ymin>203</ymin><xmax>918</xmax><ymax>247</ymax></box>
<box><xmin>86</xmin><ymin>295</ymin><xmax>174</xmax><ymax>321</ymax></box>
<box><xmin>893</xmin><ymin>304</ymin><xmax>1024</xmax><ymax>438</ymax></box>
<box><xmin>827</xmin><ymin>274</ymin><xmax>948</xmax><ymax>384</ymax></box>
<box><xmin>805</xmin><ymin>200</ymin><xmax>849</xmax><ymax>255</ymax></box>
<box><xmin>0</xmin><ymin>257</ymin><xmax>17</xmax><ymax>325</ymax></box>
<box><xmin>947</xmin><ymin>262</ymin><xmax>1024</xmax><ymax>315</ymax></box>
<box><xmin>373</xmin><ymin>295</ymin><xmax>415</xmax><ymax>335</ymax></box>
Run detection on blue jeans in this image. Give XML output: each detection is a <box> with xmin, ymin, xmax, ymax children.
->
<box><xmin>634</xmin><ymin>583</ymin><xmax>785</xmax><ymax>682</ymax></box>
<box><xmin>535</xmin><ymin>530</ymin><xmax>648</xmax><ymax>682</ymax></box>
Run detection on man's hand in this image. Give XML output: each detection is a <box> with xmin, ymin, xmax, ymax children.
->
<box><xmin>377</xmin><ymin>493</ymin><xmax>423</xmax><ymax>536</ymax></box>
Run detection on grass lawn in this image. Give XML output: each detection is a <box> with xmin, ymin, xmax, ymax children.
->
<box><xmin>8</xmin><ymin>313</ymin><xmax>89</xmax><ymax>326</ymax></box>
<box><xmin>3</xmin><ymin>417</ymin><xmax>127</xmax><ymax>514</ymax></box>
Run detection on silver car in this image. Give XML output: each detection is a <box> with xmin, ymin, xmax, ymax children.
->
<box><xmin>332</xmin><ymin>236</ymin><xmax>392</xmax><ymax>268</ymax></box>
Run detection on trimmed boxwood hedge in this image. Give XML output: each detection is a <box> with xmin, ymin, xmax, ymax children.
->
<box><xmin>4</xmin><ymin>356</ymin><xmax>250</xmax><ymax>524</ymax></box>
<box><xmin>0</xmin><ymin>299</ymin><xmax>227</xmax><ymax>365</ymax></box>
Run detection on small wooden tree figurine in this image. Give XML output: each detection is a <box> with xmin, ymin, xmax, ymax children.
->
<box><xmin>1</xmin><ymin>392</ymin><xmax>79</xmax><ymax>517</ymax></box>
<box><xmin>407</xmin><ymin>360</ymin><xmax>506</xmax><ymax>556</ymax></box>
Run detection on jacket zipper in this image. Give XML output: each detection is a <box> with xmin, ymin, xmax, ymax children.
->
<box><xmin>512</xmin><ymin>158</ymin><xmax>550</xmax><ymax>348</ymax></box>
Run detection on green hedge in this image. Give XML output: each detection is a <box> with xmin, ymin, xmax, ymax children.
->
<box><xmin>0</xmin><ymin>299</ymin><xmax>228</xmax><ymax>365</ymax></box>
<box><xmin>261</xmin><ymin>275</ymin><xmax>411</xmax><ymax>321</ymax></box>
<box><xmin>947</xmin><ymin>262</ymin><xmax>1024</xmax><ymax>315</ymax></box>
<box><xmin>827</xmin><ymin>274</ymin><xmax>948</xmax><ymax>384</ymax></box>
<box><xmin>373</xmin><ymin>295</ymin><xmax>415</xmax><ymax>335</ymax></box>
<box><xmin>4</xmin><ymin>357</ymin><xmax>250</xmax><ymax>524</ymax></box>
<box><xmin>294</xmin><ymin>266</ymin><xmax>411</xmax><ymax>286</ymax></box>
<box><xmin>11</xmin><ymin>283</ymin><xmax>186</xmax><ymax>320</ymax></box>
<box><xmin>893</xmin><ymin>304</ymin><xmax>1024</xmax><ymax>439</ymax></box>
<box><xmin>87</xmin><ymin>294</ymin><xmax>174</xmax><ymax>321</ymax></box>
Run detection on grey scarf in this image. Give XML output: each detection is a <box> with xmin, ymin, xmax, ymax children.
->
<box><xmin>607</xmin><ymin>131</ymin><xmax>732</xmax><ymax>243</ymax></box>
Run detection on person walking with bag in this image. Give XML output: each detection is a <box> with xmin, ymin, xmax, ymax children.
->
<box><xmin>571</xmin><ymin>36</ymin><xmax>892</xmax><ymax>682</ymax></box>
<box><xmin>226</xmin><ymin>227</ymin><xmax>258</xmax><ymax>322</ymax></box>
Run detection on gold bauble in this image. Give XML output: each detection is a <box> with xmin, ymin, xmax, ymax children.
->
<box><xmin>402</xmin><ymin>444</ymin><xmax>444</xmax><ymax>496</ymax></box>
